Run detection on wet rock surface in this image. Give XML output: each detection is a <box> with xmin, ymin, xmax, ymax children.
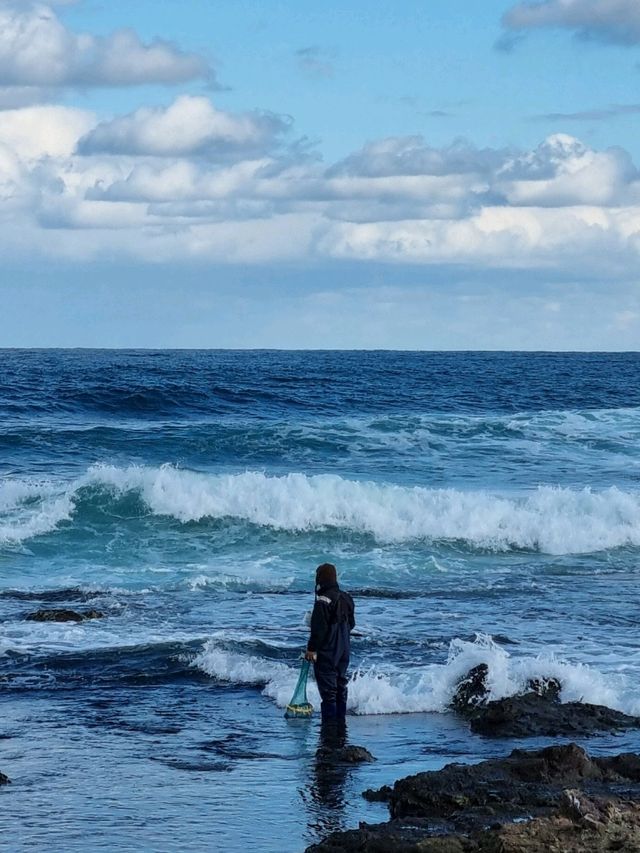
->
<box><xmin>25</xmin><ymin>609</ymin><xmax>104</xmax><ymax>622</ymax></box>
<box><xmin>307</xmin><ymin>744</ymin><xmax>640</xmax><ymax>852</ymax></box>
<box><xmin>450</xmin><ymin>666</ymin><xmax>640</xmax><ymax>737</ymax></box>
<box><xmin>316</xmin><ymin>745</ymin><xmax>375</xmax><ymax>764</ymax></box>
<box><xmin>308</xmin><ymin>805</ymin><xmax>640</xmax><ymax>852</ymax></box>
<box><xmin>469</xmin><ymin>692</ymin><xmax>640</xmax><ymax>737</ymax></box>
<box><xmin>450</xmin><ymin>664</ymin><xmax>489</xmax><ymax>715</ymax></box>
<box><xmin>0</xmin><ymin>771</ymin><xmax>10</xmax><ymax>785</ymax></box>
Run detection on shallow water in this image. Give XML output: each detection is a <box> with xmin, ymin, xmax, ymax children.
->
<box><xmin>2</xmin><ymin>350</ymin><xmax>640</xmax><ymax>851</ymax></box>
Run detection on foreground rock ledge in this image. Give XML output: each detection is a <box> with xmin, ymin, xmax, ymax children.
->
<box><xmin>306</xmin><ymin>743</ymin><xmax>640</xmax><ymax>852</ymax></box>
<box><xmin>308</xmin><ymin>803</ymin><xmax>640</xmax><ymax>852</ymax></box>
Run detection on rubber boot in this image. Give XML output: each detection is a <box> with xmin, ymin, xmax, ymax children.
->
<box><xmin>320</xmin><ymin>701</ymin><xmax>337</xmax><ymax>721</ymax></box>
<box><xmin>335</xmin><ymin>700</ymin><xmax>347</xmax><ymax>720</ymax></box>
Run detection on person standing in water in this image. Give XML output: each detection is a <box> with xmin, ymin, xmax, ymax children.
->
<box><xmin>305</xmin><ymin>563</ymin><xmax>355</xmax><ymax>721</ymax></box>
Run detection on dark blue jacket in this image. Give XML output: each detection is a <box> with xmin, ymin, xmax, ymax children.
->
<box><xmin>307</xmin><ymin>583</ymin><xmax>355</xmax><ymax>665</ymax></box>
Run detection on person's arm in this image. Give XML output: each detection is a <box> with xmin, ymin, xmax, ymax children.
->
<box><xmin>305</xmin><ymin>596</ymin><xmax>331</xmax><ymax>659</ymax></box>
<box><xmin>345</xmin><ymin>592</ymin><xmax>355</xmax><ymax>631</ymax></box>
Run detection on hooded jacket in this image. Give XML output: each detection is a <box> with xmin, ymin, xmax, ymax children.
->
<box><xmin>307</xmin><ymin>582</ymin><xmax>355</xmax><ymax>662</ymax></box>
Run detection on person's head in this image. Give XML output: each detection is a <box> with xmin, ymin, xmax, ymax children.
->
<box><xmin>315</xmin><ymin>562</ymin><xmax>337</xmax><ymax>590</ymax></box>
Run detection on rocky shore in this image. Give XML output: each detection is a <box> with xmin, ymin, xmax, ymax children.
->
<box><xmin>307</xmin><ymin>743</ymin><xmax>640</xmax><ymax>852</ymax></box>
<box><xmin>307</xmin><ymin>667</ymin><xmax>640</xmax><ymax>852</ymax></box>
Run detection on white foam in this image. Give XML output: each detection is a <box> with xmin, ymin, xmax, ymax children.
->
<box><xmin>3</xmin><ymin>463</ymin><xmax>640</xmax><ymax>554</ymax></box>
<box><xmin>193</xmin><ymin>634</ymin><xmax>640</xmax><ymax>717</ymax></box>
<box><xmin>0</xmin><ymin>478</ymin><xmax>75</xmax><ymax>544</ymax></box>
<box><xmin>83</xmin><ymin>464</ymin><xmax>640</xmax><ymax>555</ymax></box>
<box><xmin>184</xmin><ymin>571</ymin><xmax>295</xmax><ymax>593</ymax></box>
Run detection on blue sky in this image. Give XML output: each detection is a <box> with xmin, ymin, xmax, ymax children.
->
<box><xmin>1</xmin><ymin>0</ymin><xmax>640</xmax><ymax>348</ymax></box>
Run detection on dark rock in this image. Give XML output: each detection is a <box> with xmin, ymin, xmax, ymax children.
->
<box><xmin>470</xmin><ymin>693</ymin><xmax>640</xmax><ymax>738</ymax></box>
<box><xmin>316</xmin><ymin>744</ymin><xmax>375</xmax><ymax>764</ymax></box>
<box><xmin>526</xmin><ymin>676</ymin><xmax>562</xmax><ymax>700</ymax></box>
<box><xmin>306</xmin><ymin>820</ymin><xmax>468</xmax><ymax>852</ymax></box>
<box><xmin>450</xmin><ymin>664</ymin><xmax>489</xmax><ymax>715</ymax></box>
<box><xmin>450</xmin><ymin>665</ymin><xmax>640</xmax><ymax>738</ymax></box>
<box><xmin>307</xmin><ymin>744</ymin><xmax>640</xmax><ymax>852</ymax></box>
<box><xmin>308</xmin><ymin>802</ymin><xmax>640</xmax><ymax>852</ymax></box>
<box><xmin>0</xmin><ymin>771</ymin><xmax>9</xmax><ymax>785</ymax></box>
<box><xmin>25</xmin><ymin>609</ymin><xmax>104</xmax><ymax>623</ymax></box>
<box><xmin>372</xmin><ymin>743</ymin><xmax>640</xmax><ymax>826</ymax></box>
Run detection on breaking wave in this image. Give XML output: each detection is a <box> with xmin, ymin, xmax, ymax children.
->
<box><xmin>193</xmin><ymin>634</ymin><xmax>640</xmax><ymax>717</ymax></box>
<box><xmin>2</xmin><ymin>464</ymin><xmax>640</xmax><ymax>554</ymax></box>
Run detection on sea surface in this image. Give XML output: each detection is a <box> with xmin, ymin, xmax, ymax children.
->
<box><xmin>2</xmin><ymin>350</ymin><xmax>640</xmax><ymax>851</ymax></box>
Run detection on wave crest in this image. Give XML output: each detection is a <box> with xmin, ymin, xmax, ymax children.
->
<box><xmin>2</xmin><ymin>464</ymin><xmax>640</xmax><ymax>554</ymax></box>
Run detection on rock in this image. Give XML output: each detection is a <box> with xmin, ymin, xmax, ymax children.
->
<box><xmin>25</xmin><ymin>609</ymin><xmax>104</xmax><ymax>622</ymax></box>
<box><xmin>451</xmin><ymin>664</ymin><xmax>489</xmax><ymax>715</ymax></box>
<box><xmin>559</xmin><ymin>788</ymin><xmax>603</xmax><ymax>826</ymax></box>
<box><xmin>469</xmin><ymin>693</ymin><xmax>640</xmax><ymax>738</ymax></box>
<box><xmin>369</xmin><ymin>743</ymin><xmax>640</xmax><ymax>826</ymax></box>
<box><xmin>308</xmin><ymin>804</ymin><xmax>640</xmax><ymax>852</ymax></box>
<box><xmin>526</xmin><ymin>676</ymin><xmax>562</xmax><ymax>700</ymax></box>
<box><xmin>317</xmin><ymin>744</ymin><xmax>375</xmax><ymax>764</ymax></box>
<box><xmin>485</xmin><ymin>802</ymin><xmax>640</xmax><ymax>852</ymax></box>
<box><xmin>306</xmin><ymin>821</ymin><xmax>468</xmax><ymax>852</ymax></box>
<box><xmin>0</xmin><ymin>771</ymin><xmax>9</xmax><ymax>785</ymax></box>
<box><xmin>450</xmin><ymin>665</ymin><xmax>640</xmax><ymax>738</ymax></box>
<box><xmin>307</xmin><ymin>744</ymin><xmax>640</xmax><ymax>852</ymax></box>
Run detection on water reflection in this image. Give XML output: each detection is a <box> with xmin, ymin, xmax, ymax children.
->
<box><xmin>302</xmin><ymin>719</ymin><xmax>351</xmax><ymax>842</ymax></box>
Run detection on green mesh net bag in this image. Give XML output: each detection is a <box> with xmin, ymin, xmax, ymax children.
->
<box><xmin>284</xmin><ymin>659</ymin><xmax>314</xmax><ymax>719</ymax></box>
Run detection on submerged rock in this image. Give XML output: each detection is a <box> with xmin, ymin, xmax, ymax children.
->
<box><xmin>309</xmin><ymin>744</ymin><xmax>640</xmax><ymax>852</ymax></box>
<box><xmin>25</xmin><ymin>609</ymin><xmax>104</xmax><ymax>623</ymax></box>
<box><xmin>0</xmin><ymin>771</ymin><xmax>9</xmax><ymax>785</ymax></box>
<box><xmin>316</xmin><ymin>744</ymin><xmax>375</xmax><ymax>764</ymax></box>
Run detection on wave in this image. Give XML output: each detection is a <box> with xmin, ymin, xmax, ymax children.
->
<box><xmin>193</xmin><ymin>634</ymin><xmax>640</xmax><ymax>717</ymax></box>
<box><xmin>2</xmin><ymin>464</ymin><xmax>640</xmax><ymax>554</ymax></box>
<box><xmin>3</xmin><ymin>405</ymin><xmax>640</xmax><ymax>454</ymax></box>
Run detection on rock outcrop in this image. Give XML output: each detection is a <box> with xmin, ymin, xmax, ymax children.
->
<box><xmin>450</xmin><ymin>666</ymin><xmax>640</xmax><ymax>737</ymax></box>
<box><xmin>307</xmin><ymin>743</ymin><xmax>640</xmax><ymax>852</ymax></box>
<box><xmin>25</xmin><ymin>609</ymin><xmax>104</xmax><ymax>622</ymax></box>
<box><xmin>309</xmin><ymin>802</ymin><xmax>640</xmax><ymax>852</ymax></box>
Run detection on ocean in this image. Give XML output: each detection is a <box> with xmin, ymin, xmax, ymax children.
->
<box><xmin>2</xmin><ymin>349</ymin><xmax>640</xmax><ymax>851</ymax></box>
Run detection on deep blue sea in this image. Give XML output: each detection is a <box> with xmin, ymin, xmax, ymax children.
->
<box><xmin>2</xmin><ymin>350</ymin><xmax>640</xmax><ymax>851</ymax></box>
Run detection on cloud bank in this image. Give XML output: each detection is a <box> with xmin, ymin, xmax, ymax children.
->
<box><xmin>0</xmin><ymin>93</ymin><xmax>638</xmax><ymax>277</ymax></box>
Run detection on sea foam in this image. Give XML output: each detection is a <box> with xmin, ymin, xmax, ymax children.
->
<box><xmin>193</xmin><ymin>633</ymin><xmax>640</xmax><ymax>717</ymax></box>
<box><xmin>2</xmin><ymin>464</ymin><xmax>640</xmax><ymax>555</ymax></box>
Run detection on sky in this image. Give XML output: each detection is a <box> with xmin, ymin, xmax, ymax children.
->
<box><xmin>1</xmin><ymin>0</ymin><xmax>640</xmax><ymax>349</ymax></box>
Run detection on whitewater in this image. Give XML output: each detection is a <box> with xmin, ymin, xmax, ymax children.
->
<box><xmin>2</xmin><ymin>350</ymin><xmax>640</xmax><ymax>852</ymax></box>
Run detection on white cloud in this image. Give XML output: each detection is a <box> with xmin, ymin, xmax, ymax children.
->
<box><xmin>0</xmin><ymin>3</ymin><xmax>211</xmax><ymax>90</ymax></box>
<box><xmin>0</xmin><ymin>95</ymin><xmax>639</xmax><ymax>278</ymax></box>
<box><xmin>78</xmin><ymin>96</ymin><xmax>290</xmax><ymax>160</ymax></box>
<box><xmin>502</xmin><ymin>0</ymin><xmax>640</xmax><ymax>45</ymax></box>
<box><xmin>0</xmin><ymin>104</ymin><xmax>94</xmax><ymax>158</ymax></box>
<box><xmin>496</xmin><ymin>134</ymin><xmax>640</xmax><ymax>207</ymax></box>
